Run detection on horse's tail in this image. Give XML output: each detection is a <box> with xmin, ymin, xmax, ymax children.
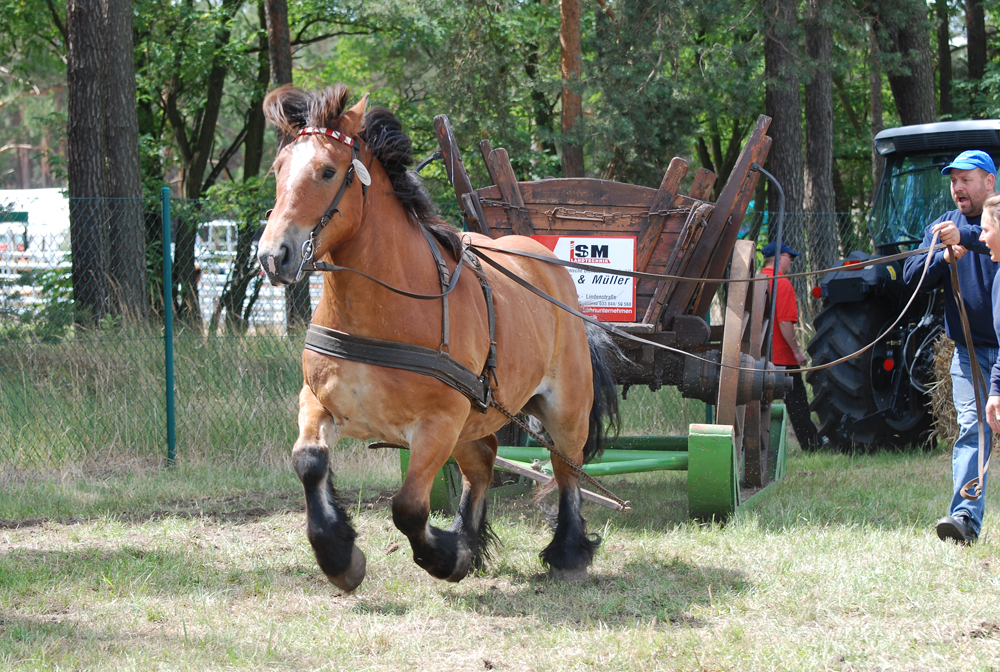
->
<box><xmin>582</xmin><ymin>322</ymin><xmax>624</xmax><ymax>463</ymax></box>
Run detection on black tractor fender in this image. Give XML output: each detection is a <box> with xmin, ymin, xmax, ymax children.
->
<box><xmin>815</xmin><ymin>250</ymin><xmax>908</xmax><ymax>305</ymax></box>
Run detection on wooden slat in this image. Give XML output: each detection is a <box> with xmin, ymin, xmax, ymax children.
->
<box><xmin>479</xmin><ymin>140</ymin><xmax>498</xmax><ymax>186</ymax></box>
<box><xmin>433</xmin><ymin>115</ymin><xmax>483</xmax><ymax>234</ymax></box>
<box><xmin>641</xmin><ymin>202</ymin><xmax>714</xmax><ymax>324</ymax></box>
<box><xmin>688</xmin><ymin>168</ymin><xmax>717</xmax><ymax>200</ymax></box>
<box><xmin>485</xmin><ymin>148</ymin><xmax>534</xmax><ymax>236</ymax></box>
<box><xmin>477</xmin><ymin>206</ymin><xmax>690</xmax><ymax>237</ymax></box>
<box><xmin>516</xmin><ymin>178</ymin><xmax>657</xmax><ymax>207</ymax></box>
<box><xmin>662</xmin><ymin>115</ymin><xmax>772</xmax><ymax>318</ymax></box>
<box><xmin>636</xmin><ymin>157</ymin><xmax>688</xmax><ymax>274</ymax></box>
<box><xmin>690</xmin><ymin>134</ymin><xmax>773</xmax><ymax>317</ymax></box>
<box><xmin>476</xmin><ymin>184</ymin><xmax>706</xmax><ymax>212</ymax></box>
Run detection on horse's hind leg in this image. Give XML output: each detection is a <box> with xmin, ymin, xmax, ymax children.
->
<box><xmin>292</xmin><ymin>385</ymin><xmax>366</xmax><ymax>592</ymax></box>
<box><xmin>392</xmin><ymin>422</ymin><xmax>474</xmax><ymax>582</ymax></box>
<box><xmin>526</xmin><ymin>396</ymin><xmax>599</xmax><ymax>581</ymax></box>
<box><xmin>541</xmin><ymin>455</ymin><xmax>599</xmax><ymax>581</ymax></box>
<box><xmin>450</xmin><ymin>435</ymin><xmax>500</xmax><ymax>573</ymax></box>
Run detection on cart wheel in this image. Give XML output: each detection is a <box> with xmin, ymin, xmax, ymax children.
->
<box><xmin>741</xmin><ymin>260</ymin><xmax>773</xmax><ymax>489</ymax></box>
<box><xmin>716</xmin><ymin>239</ymin><xmax>753</xmax><ymax>456</ymax></box>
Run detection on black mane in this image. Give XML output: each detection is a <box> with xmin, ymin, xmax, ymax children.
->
<box><xmin>360</xmin><ymin>107</ymin><xmax>463</xmax><ymax>260</ymax></box>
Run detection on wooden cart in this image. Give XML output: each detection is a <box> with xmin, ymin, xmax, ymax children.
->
<box><xmin>422</xmin><ymin>114</ymin><xmax>791</xmax><ymax>519</ymax></box>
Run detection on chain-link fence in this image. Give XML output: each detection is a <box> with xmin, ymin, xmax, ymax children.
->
<box><xmin>0</xmin><ymin>187</ymin><xmax>876</xmax><ymax>471</ymax></box>
<box><xmin>0</xmin><ymin>191</ymin><xmax>307</xmax><ymax>470</ymax></box>
<box><xmin>739</xmin><ymin>209</ymin><xmax>875</xmax><ymax>329</ymax></box>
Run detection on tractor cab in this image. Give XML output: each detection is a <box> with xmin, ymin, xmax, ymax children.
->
<box><xmin>868</xmin><ymin>120</ymin><xmax>1000</xmax><ymax>254</ymax></box>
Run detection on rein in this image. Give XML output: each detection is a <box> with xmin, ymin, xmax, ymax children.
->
<box><xmin>949</xmin><ymin>254</ymin><xmax>991</xmax><ymax>501</ymax></box>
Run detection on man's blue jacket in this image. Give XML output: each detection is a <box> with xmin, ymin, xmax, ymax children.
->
<box><xmin>902</xmin><ymin>209</ymin><xmax>999</xmax><ymax>349</ymax></box>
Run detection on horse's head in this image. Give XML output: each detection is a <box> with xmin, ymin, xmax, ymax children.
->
<box><xmin>257</xmin><ymin>84</ymin><xmax>370</xmax><ymax>286</ymax></box>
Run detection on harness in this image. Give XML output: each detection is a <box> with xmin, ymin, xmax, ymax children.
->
<box><xmin>293</xmin><ymin>126</ymin><xmax>498</xmax><ymax>413</ymax></box>
<box><xmin>291</xmin><ymin>126</ymin><xmax>371</xmax><ymax>283</ymax></box>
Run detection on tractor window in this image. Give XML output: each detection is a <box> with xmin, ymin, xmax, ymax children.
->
<box><xmin>868</xmin><ymin>153</ymin><xmax>956</xmax><ymax>249</ymax></box>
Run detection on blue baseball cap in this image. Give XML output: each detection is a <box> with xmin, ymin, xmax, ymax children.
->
<box><xmin>761</xmin><ymin>241</ymin><xmax>800</xmax><ymax>258</ymax></box>
<box><xmin>941</xmin><ymin>150</ymin><xmax>996</xmax><ymax>176</ymax></box>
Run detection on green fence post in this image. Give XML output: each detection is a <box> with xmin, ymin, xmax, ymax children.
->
<box><xmin>161</xmin><ymin>187</ymin><xmax>176</xmax><ymax>466</ymax></box>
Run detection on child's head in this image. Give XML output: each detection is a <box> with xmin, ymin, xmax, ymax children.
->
<box><xmin>979</xmin><ymin>193</ymin><xmax>1000</xmax><ymax>261</ymax></box>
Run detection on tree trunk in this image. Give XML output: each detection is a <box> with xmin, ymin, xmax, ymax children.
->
<box><xmin>103</xmin><ymin>0</ymin><xmax>147</xmax><ymax>320</ymax></box>
<box><xmin>937</xmin><ymin>0</ymin><xmax>952</xmax><ymax>117</ymax></box>
<box><xmin>764</xmin><ymin>0</ymin><xmax>805</xmax><ymax>307</ymax></box>
<box><xmin>965</xmin><ymin>0</ymin><xmax>986</xmax><ymax>82</ymax></box>
<box><xmin>165</xmin><ymin>0</ymin><xmax>242</xmax><ymax>331</ymax></box>
<box><xmin>879</xmin><ymin>0</ymin><xmax>937</xmax><ymax>125</ymax></box>
<box><xmin>67</xmin><ymin>0</ymin><xmax>109</xmax><ymax>324</ymax></box>
<box><xmin>559</xmin><ymin>0</ymin><xmax>584</xmax><ymax>177</ymax></box>
<box><xmin>804</xmin><ymin>0</ymin><xmax>837</xmax><ymax>286</ymax></box>
<box><xmin>524</xmin><ymin>42</ymin><xmax>557</xmax><ymax>161</ymax></box>
<box><xmin>212</xmin><ymin>0</ymin><xmax>270</xmax><ymax>335</ymax></box>
<box><xmin>869</xmin><ymin>25</ymin><xmax>885</xmax><ymax>208</ymax></box>
<box><xmin>264</xmin><ymin>0</ymin><xmax>311</xmax><ymax>329</ymax></box>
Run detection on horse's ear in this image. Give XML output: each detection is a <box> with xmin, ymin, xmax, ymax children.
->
<box><xmin>339</xmin><ymin>93</ymin><xmax>369</xmax><ymax>137</ymax></box>
<box><xmin>264</xmin><ymin>85</ymin><xmax>310</xmax><ymax>136</ymax></box>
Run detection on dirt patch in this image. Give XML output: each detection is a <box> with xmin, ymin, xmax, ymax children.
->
<box><xmin>967</xmin><ymin>621</ymin><xmax>1000</xmax><ymax>639</ymax></box>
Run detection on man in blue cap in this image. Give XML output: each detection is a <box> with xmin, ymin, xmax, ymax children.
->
<box><xmin>903</xmin><ymin>149</ymin><xmax>998</xmax><ymax>545</ymax></box>
<box><xmin>760</xmin><ymin>240</ymin><xmax>820</xmax><ymax>449</ymax></box>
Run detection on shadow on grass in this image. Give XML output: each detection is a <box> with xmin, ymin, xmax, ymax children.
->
<box><xmin>445</xmin><ymin>557</ymin><xmax>749</xmax><ymax>628</ymax></box>
<box><xmin>489</xmin><ymin>447</ymin><xmax>966</xmax><ymax>537</ymax></box>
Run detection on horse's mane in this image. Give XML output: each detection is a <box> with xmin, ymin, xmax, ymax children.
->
<box><xmin>359</xmin><ymin>107</ymin><xmax>463</xmax><ymax>261</ymax></box>
<box><xmin>264</xmin><ymin>84</ymin><xmax>463</xmax><ymax>261</ymax></box>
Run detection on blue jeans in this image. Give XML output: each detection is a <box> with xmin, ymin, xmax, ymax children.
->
<box><xmin>949</xmin><ymin>343</ymin><xmax>998</xmax><ymax>535</ymax></box>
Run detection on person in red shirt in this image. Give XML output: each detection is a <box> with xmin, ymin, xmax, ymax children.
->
<box><xmin>759</xmin><ymin>241</ymin><xmax>820</xmax><ymax>449</ymax></box>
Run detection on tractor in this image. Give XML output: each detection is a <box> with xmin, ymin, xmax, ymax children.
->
<box><xmin>806</xmin><ymin>119</ymin><xmax>1000</xmax><ymax>448</ymax></box>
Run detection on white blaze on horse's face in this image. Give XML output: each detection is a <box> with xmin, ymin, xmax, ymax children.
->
<box><xmin>288</xmin><ymin>140</ymin><xmax>318</xmax><ymax>186</ymax></box>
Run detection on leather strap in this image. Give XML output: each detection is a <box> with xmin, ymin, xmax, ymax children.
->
<box><xmin>304</xmin><ymin>324</ymin><xmax>491</xmax><ymax>412</ymax></box>
<box><xmin>304</xmin><ymin>227</ymin><xmax>498</xmax><ymax>414</ymax></box>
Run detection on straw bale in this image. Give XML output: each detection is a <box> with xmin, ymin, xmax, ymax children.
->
<box><xmin>929</xmin><ymin>335</ymin><xmax>957</xmax><ymax>447</ymax></box>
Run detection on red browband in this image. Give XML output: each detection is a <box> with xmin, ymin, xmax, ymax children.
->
<box><xmin>297</xmin><ymin>126</ymin><xmax>355</xmax><ymax>147</ymax></box>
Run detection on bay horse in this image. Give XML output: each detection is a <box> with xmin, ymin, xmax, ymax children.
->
<box><xmin>257</xmin><ymin>84</ymin><xmax>620</xmax><ymax>591</ymax></box>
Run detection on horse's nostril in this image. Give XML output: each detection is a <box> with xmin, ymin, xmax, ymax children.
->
<box><xmin>278</xmin><ymin>243</ymin><xmax>292</xmax><ymax>269</ymax></box>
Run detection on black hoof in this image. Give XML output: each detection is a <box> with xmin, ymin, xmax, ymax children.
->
<box><xmin>327</xmin><ymin>545</ymin><xmax>367</xmax><ymax>592</ymax></box>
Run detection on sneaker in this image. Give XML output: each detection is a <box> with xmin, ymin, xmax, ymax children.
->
<box><xmin>936</xmin><ymin>514</ymin><xmax>978</xmax><ymax>545</ymax></box>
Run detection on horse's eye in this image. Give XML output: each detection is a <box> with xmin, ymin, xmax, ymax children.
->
<box><xmin>322</xmin><ymin>168</ymin><xmax>336</xmax><ymax>180</ymax></box>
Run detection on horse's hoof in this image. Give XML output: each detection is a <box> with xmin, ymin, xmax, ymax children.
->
<box><xmin>327</xmin><ymin>545</ymin><xmax>366</xmax><ymax>592</ymax></box>
<box><xmin>445</xmin><ymin>544</ymin><xmax>473</xmax><ymax>582</ymax></box>
<box><xmin>549</xmin><ymin>565</ymin><xmax>589</xmax><ymax>582</ymax></box>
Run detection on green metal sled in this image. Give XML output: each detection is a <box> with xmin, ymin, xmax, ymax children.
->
<box><xmin>399</xmin><ymin>403</ymin><xmax>788</xmax><ymax>520</ymax></box>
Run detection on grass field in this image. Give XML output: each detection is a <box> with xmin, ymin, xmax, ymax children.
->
<box><xmin>1</xmin><ymin>441</ymin><xmax>999</xmax><ymax>671</ymax></box>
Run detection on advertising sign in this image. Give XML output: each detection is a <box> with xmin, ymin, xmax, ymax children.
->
<box><xmin>531</xmin><ymin>235</ymin><xmax>636</xmax><ymax>321</ymax></box>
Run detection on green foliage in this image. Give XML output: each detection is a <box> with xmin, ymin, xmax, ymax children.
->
<box><xmin>0</xmin><ymin>264</ymin><xmax>75</xmax><ymax>343</ymax></box>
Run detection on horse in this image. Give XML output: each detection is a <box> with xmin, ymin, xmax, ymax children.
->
<box><xmin>256</xmin><ymin>83</ymin><xmax>621</xmax><ymax>591</ymax></box>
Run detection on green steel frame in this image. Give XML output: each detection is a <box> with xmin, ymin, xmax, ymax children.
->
<box><xmin>400</xmin><ymin>403</ymin><xmax>788</xmax><ymax>520</ymax></box>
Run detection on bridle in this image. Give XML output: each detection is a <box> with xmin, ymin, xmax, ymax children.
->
<box><xmin>278</xmin><ymin>125</ymin><xmax>372</xmax><ymax>282</ymax></box>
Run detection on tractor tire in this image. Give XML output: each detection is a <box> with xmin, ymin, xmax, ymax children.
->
<box><xmin>806</xmin><ymin>300</ymin><xmax>934</xmax><ymax>449</ymax></box>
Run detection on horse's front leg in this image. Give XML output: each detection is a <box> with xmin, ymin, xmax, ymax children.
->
<box><xmin>392</xmin><ymin>422</ymin><xmax>471</xmax><ymax>582</ymax></box>
<box><xmin>450</xmin><ymin>435</ymin><xmax>500</xmax><ymax>573</ymax></box>
<box><xmin>292</xmin><ymin>384</ymin><xmax>367</xmax><ymax>592</ymax></box>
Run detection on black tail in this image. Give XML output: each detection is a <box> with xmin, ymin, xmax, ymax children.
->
<box><xmin>582</xmin><ymin>322</ymin><xmax>623</xmax><ymax>463</ymax></box>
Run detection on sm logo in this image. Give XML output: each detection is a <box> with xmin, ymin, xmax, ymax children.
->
<box><xmin>572</xmin><ymin>243</ymin><xmax>609</xmax><ymax>259</ymax></box>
